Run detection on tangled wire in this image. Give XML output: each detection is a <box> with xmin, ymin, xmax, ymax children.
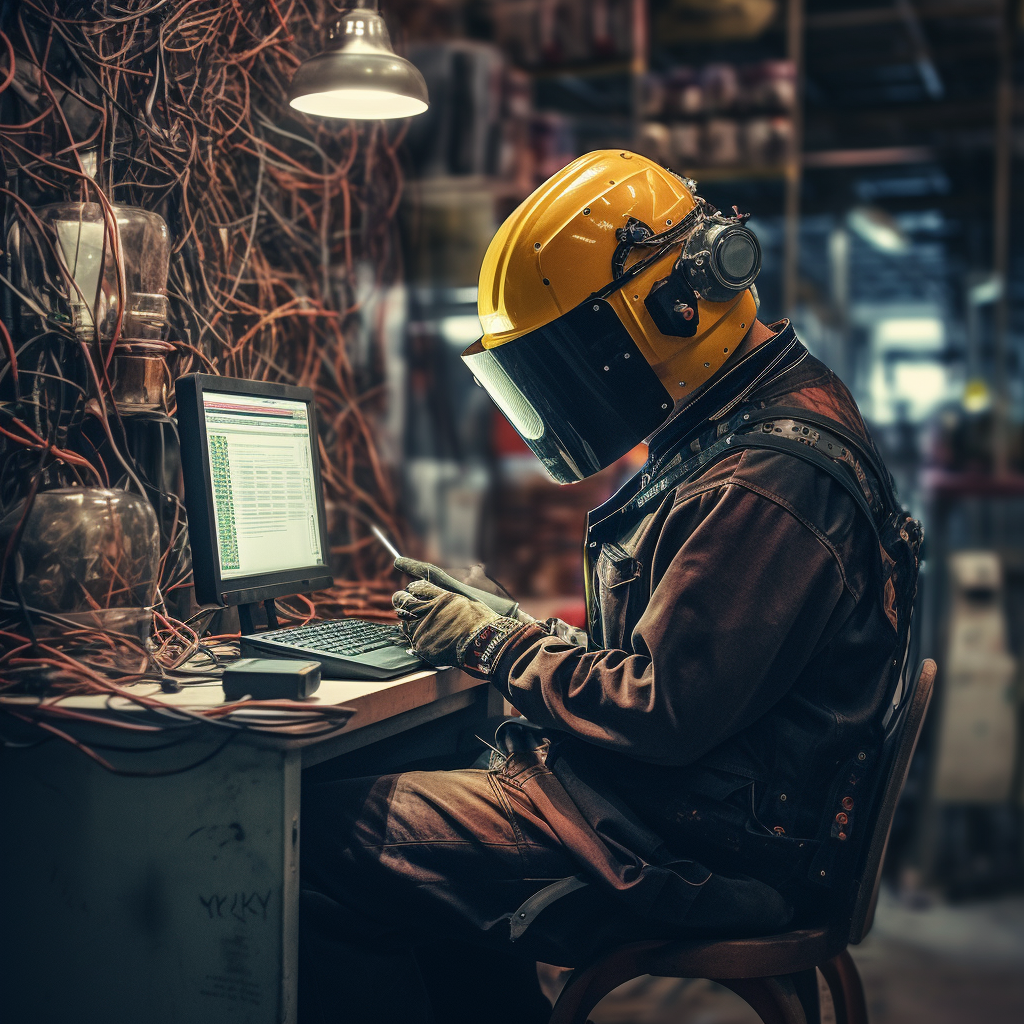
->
<box><xmin>0</xmin><ymin>0</ymin><xmax>414</xmax><ymax>746</ymax></box>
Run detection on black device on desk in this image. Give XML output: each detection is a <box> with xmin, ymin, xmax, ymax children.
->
<box><xmin>175</xmin><ymin>373</ymin><xmax>424</xmax><ymax>681</ymax></box>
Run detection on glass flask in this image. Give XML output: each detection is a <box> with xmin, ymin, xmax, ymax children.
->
<box><xmin>0</xmin><ymin>488</ymin><xmax>161</xmax><ymax>641</ymax></box>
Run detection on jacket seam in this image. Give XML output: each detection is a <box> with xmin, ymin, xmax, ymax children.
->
<box><xmin>667</xmin><ymin>457</ymin><xmax>855</xmax><ymax>596</ymax></box>
<box><xmin>725</xmin><ymin>478</ymin><xmax>855</xmax><ymax>596</ymax></box>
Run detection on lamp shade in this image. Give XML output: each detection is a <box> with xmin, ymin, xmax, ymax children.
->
<box><xmin>289</xmin><ymin>8</ymin><xmax>429</xmax><ymax>120</ymax></box>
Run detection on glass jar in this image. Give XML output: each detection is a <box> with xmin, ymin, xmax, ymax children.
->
<box><xmin>0</xmin><ymin>488</ymin><xmax>161</xmax><ymax>640</ymax></box>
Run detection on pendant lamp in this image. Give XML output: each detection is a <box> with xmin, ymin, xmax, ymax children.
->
<box><xmin>288</xmin><ymin>3</ymin><xmax>429</xmax><ymax>120</ymax></box>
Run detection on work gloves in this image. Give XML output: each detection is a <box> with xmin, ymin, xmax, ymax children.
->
<box><xmin>393</xmin><ymin>580</ymin><xmax>526</xmax><ymax>675</ymax></box>
<box><xmin>392</xmin><ymin>558</ymin><xmax>531</xmax><ymax>675</ymax></box>
<box><xmin>392</xmin><ymin>556</ymin><xmax>589</xmax><ymax>674</ymax></box>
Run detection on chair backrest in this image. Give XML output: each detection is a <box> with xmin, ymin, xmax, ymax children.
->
<box><xmin>848</xmin><ymin>658</ymin><xmax>936</xmax><ymax>945</ymax></box>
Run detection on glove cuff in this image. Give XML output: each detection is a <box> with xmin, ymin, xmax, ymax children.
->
<box><xmin>458</xmin><ymin>616</ymin><xmax>527</xmax><ymax>678</ymax></box>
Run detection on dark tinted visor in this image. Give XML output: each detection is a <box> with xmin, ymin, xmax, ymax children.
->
<box><xmin>463</xmin><ymin>298</ymin><xmax>673</xmax><ymax>483</ymax></box>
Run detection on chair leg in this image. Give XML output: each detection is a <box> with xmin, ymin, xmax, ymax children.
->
<box><xmin>547</xmin><ymin>958</ymin><xmax>650</xmax><ymax>1024</ymax></box>
<box><xmin>819</xmin><ymin>950</ymin><xmax>869</xmax><ymax>1024</ymax></box>
<box><xmin>546</xmin><ymin>970</ymin><xmax>607</xmax><ymax>1024</ymax></box>
<box><xmin>719</xmin><ymin>975</ymin><xmax>809</xmax><ymax>1024</ymax></box>
<box><xmin>792</xmin><ymin>967</ymin><xmax>822</xmax><ymax>1024</ymax></box>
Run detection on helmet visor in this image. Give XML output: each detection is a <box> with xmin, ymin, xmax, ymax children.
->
<box><xmin>463</xmin><ymin>298</ymin><xmax>673</xmax><ymax>483</ymax></box>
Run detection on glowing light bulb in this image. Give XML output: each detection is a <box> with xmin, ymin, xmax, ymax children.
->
<box><xmin>53</xmin><ymin>218</ymin><xmax>107</xmax><ymax>327</ymax></box>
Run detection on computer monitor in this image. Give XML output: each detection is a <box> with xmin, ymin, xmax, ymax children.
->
<box><xmin>175</xmin><ymin>374</ymin><xmax>334</xmax><ymax>607</ymax></box>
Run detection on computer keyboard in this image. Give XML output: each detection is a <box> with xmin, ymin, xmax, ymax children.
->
<box><xmin>240</xmin><ymin>617</ymin><xmax>426</xmax><ymax>681</ymax></box>
<box><xmin>262</xmin><ymin>619</ymin><xmax>407</xmax><ymax>657</ymax></box>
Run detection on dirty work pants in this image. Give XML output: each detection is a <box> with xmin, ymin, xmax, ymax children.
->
<box><xmin>298</xmin><ymin>762</ymin><xmax>656</xmax><ymax>1024</ymax></box>
<box><xmin>299</xmin><ymin>753</ymin><xmax>785</xmax><ymax>1024</ymax></box>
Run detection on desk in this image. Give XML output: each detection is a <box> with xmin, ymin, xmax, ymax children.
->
<box><xmin>0</xmin><ymin>668</ymin><xmax>495</xmax><ymax>1024</ymax></box>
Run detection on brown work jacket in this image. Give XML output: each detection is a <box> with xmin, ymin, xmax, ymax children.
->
<box><xmin>490</xmin><ymin>322</ymin><xmax>904</xmax><ymax>929</ymax></box>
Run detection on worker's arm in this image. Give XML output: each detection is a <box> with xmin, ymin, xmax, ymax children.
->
<box><xmin>489</xmin><ymin>476</ymin><xmax>858</xmax><ymax>767</ymax></box>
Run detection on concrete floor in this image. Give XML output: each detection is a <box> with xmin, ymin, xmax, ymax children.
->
<box><xmin>539</xmin><ymin>892</ymin><xmax>1024</xmax><ymax>1023</ymax></box>
<box><xmin>851</xmin><ymin>892</ymin><xmax>1024</xmax><ymax>1024</ymax></box>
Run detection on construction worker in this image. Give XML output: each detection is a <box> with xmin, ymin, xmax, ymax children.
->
<box><xmin>299</xmin><ymin>151</ymin><xmax>921</xmax><ymax>1023</ymax></box>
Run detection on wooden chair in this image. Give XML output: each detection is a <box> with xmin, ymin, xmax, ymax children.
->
<box><xmin>547</xmin><ymin>659</ymin><xmax>938</xmax><ymax>1024</ymax></box>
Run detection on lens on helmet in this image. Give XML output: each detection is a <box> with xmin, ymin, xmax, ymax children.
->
<box><xmin>716</xmin><ymin>230</ymin><xmax>759</xmax><ymax>284</ymax></box>
<box><xmin>682</xmin><ymin>220</ymin><xmax>761</xmax><ymax>302</ymax></box>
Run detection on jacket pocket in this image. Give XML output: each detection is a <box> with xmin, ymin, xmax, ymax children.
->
<box><xmin>597</xmin><ymin>542</ymin><xmax>642</xmax><ymax>588</ymax></box>
<box><xmin>678</xmin><ymin>764</ymin><xmax>757</xmax><ymax>802</ymax></box>
<box><xmin>595</xmin><ymin>542</ymin><xmax>643</xmax><ymax>647</ymax></box>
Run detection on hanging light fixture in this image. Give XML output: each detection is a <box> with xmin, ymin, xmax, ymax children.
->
<box><xmin>288</xmin><ymin>3</ymin><xmax>429</xmax><ymax>120</ymax></box>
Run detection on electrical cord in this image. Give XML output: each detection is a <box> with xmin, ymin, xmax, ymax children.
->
<box><xmin>1</xmin><ymin>1</ymin><xmax>410</xmax><ymax>764</ymax></box>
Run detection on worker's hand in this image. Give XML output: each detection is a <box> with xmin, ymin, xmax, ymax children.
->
<box><xmin>392</xmin><ymin>580</ymin><xmax>525</xmax><ymax>674</ymax></box>
<box><xmin>392</xmin><ymin>580</ymin><xmax>498</xmax><ymax>667</ymax></box>
<box><xmin>395</xmin><ymin>557</ymin><xmax>534</xmax><ymax>623</ymax></box>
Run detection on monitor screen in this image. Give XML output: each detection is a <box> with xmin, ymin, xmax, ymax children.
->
<box><xmin>200</xmin><ymin>390</ymin><xmax>327</xmax><ymax>580</ymax></box>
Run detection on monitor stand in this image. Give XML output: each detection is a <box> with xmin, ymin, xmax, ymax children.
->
<box><xmin>238</xmin><ymin>599</ymin><xmax>280</xmax><ymax>636</ymax></box>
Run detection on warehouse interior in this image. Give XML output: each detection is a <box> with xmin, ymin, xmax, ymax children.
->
<box><xmin>397</xmin><ymin>6</ymin><xmax>1024</xmax><ymax>1015</ymax></box>
<box><xmin>1</xmin><ymin>2</ymin><xmax>1024</xmax><ymax>1023</ymax></box>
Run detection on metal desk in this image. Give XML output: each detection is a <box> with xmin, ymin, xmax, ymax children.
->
<box><xmin>0</xmin><ymin>668</ymin><xmax>495</xmax><ymax>1024</ymax></box>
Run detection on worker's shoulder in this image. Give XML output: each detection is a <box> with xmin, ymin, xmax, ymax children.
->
<box><xmin>734</xmin><ymin>359</ymin><xmax>876</xmax><ymax>525</ymax></box>
<box><xmin>676</xmin><ymin>360</ymin><xmax>880</xmax><ymax>587</ymax></box>
<box><xmin>754</xmin><ymin>350</ymin><xmax>873</xmax><ymax>444</ymax></box>
<box><xmin>726</xmin><ymin>445</ymin><xmax>864</xmax><ymax>539</ymax></box>
<box><xmin>684</xmin><ymin>355</ymin><xmax>872</xmax><ymax>506</ymax></box>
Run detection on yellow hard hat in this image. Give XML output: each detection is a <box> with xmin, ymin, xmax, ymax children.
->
<box><xmin>463</xmin><ymin>150</ymin><xmax>760</xmax><ymax>483</ymax></box>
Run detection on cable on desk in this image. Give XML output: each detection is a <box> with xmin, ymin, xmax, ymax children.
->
<box><xmin>7</xmin><ymin>709</ymin><xmax>243</xmax><ymax>777</ymax></box>
<box><xmin>1</xmin><ymin>0</ymin><xmax>412</xmax><ymax>741</ymax></box>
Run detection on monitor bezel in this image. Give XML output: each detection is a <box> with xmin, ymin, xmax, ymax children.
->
<box><xmin>175</xmin><ymin>373</ymin><xmax>334</xmax><ymax>608</ymax></box>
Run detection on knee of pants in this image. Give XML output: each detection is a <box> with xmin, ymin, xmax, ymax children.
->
<box><xmin>300</xmin><ymin>774</ymin><xmax>397</xmax><ymax>881</ymax></box>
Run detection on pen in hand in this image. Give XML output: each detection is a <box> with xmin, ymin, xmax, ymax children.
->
<box><xmin>371</xmin><ymin>525</ymin><xmax>402</xmax><ymax>561</ymax></box>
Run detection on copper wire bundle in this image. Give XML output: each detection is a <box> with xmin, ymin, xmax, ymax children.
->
<box><xmin>0</xmin><ymin>1</ymin><xmax>412</xmax><ymax>744</ymax></box>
